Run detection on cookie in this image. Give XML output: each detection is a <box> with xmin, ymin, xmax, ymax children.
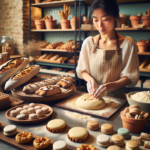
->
<box><xmin>126</xmin><ymin>113</ymin><xmax>134</xmax><ymax>118</ymax></box>
<box><xmin>34</xmin><ymin>105</ymin><xmax>42</xmax><ymax>110</ymax></box>
<box><xmin>29</xmin><ymin>113</ymin><xmax>37</xmax><ymax>120</ymax></box>
<box><xmin>141</xmin><ymin>133</ymin><xmax>150</xmax><ymax>141</ymax></box>
<box><xmin>101</xmin><ymin>123</ymin><xmax>113</xmax><ymax>134</ymax></box>
<box><xmin>131</xmin><ymin>136</ymin><xmax>142</xmax><ymax>145</ymax></box>
<box><xmin>23</xmin><ymin>105</ymin><xmax>30</xmax><ymax>110</ymax></box>
<box><xmin>3</xmin><ymin>125</ymin><xmax>17</xmax><ymax>136</ymax></box>
<box><xmin>87</xmin><ymin>120</ymin><xmax>99</xmax><ymax>130</ymax></box>
<box><xmin>16</xmin><ymin>107</ymin><xmax>23</xmax><ymax>112</ymax></box>
<box><xmin>16</xmin><ymin>114</ymin><xmax>26</xmax><ymax>120</ymax></box>
<box><xmin>29</xmin><ymin>103</ymin><xmax>35</xmax><ymax>107</ymax></box>
<box><xmin>107</xmin><ymin>145</ymin><xmax>122</xmax><ymax>150</ymax></box>
<box><xmin>118</xmin><ymin>128</ymin><xmax>130</xmax><ymax>139</ymax></box>
<box><xmin>129</xmin><ymin>108</ymin><xmax>141</xmax><ymax>115</ymax></box>
<box><xmin>36</xmin><ymin>109</ymin><xmax>44</xmax><ymax>116</ymax></box>
<box><xmin>143</xmin><ymin>113</ymin><xmax>149</xmax><ymax>119</ymax></box>
<box><xmin>41</xmin><ymin>107</ymin><xmax>49</xmax><ymax>114</ymax></box>
<box><xmin>97</xmin><ymin>134</ymin><xmax>110</xmax><ymax>147</ymax></box>
<box><xmin>27</xmin><ymin>107</ymin><xmax>35</xmax><ymax>114</ymax></box>
<box><xmin>10</xmin><ymin>110</ymin><xmax>19</xmax><ymax>117</ymax></box>
<box><xmin>53</xmin><ymin>141</ymin><xmax>67</xmax><ymax>150</ymax></box>
<box><xmin>129</xmin><ymin>105</ymin><xmax>140</xmax><ymax>109</ymax></box>
<box><xmin>123</xmin><ymin>107</ymin><xmax>129</xmax><ymax>116</ymax></box>
<box><xmin>20</xmin><ymin>110</ymin><xmax>28</xmax><ymax>116</ymax></box>
<box><xmin>46</xmin><ymin>119</ymin><xmax>67</xmax><ymax>133</ymax></box>
<box><xmin>68</xmin><ymin>127</ymin><xmax>89</xmax><ymax>143</ymax></box>
<box><xmin>126</xmin><ymin>140</ymin><xmax>139</xmax><ymax>150</ymax></box>
<box><xmin>111</xmin><ymin>134</ymin><xmax>125</xmax><ymax>146</ymax></box>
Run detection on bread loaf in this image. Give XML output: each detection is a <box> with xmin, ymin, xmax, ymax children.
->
<box><xmin>23</xmin><ymin>76</ymin><xmax>62</xmax><ymax>94</ymax></box>
<box><xmin>5</xmin><ymin>65</ymin><xmax>40</xmax><ymax>91</ymax></box>
<box><xmin>0</xmin><ymin>57</ymin><xmax>29</xmax><ymax>86</ymax></box>
<box><xmin>0</xmin><ymin>92</ymin><xmax>10</xmax><ymax>107</ymax></box>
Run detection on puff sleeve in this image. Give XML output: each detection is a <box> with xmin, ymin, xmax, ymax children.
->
<box><xmin>120</xmin><ymin>37</ymin><xmax>139</xmax><ymax>87</ymax></box>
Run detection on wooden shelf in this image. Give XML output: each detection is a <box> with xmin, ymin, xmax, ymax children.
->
<box><xmin>139</xmin><ymin>68</ymin><xmax>150</xmax><ymax>73</ymax></box>
<box><xmin>38</xmin><ymin>49</ymin><xmax>80</xmax><ymax>52</ymax></box>
<box><xmin>31</xmin><ymin>29</ymin><xmax>79</xmax><ymax>32</ymax></box>
<box><xmin>138</xmin><ymin>52</ymin><xmax>150</xmax><ymax>55</ymax></box>
<box><xmin>10</xmin><ymin>55</ymin><xmax>26</xmax><ymax>58</ymax></box>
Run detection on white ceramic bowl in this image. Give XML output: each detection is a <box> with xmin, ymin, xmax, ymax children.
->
<box><xmin>127</xmin><ymin>92</ymin><xmax>150</xmax><ymax>114</ymax></box>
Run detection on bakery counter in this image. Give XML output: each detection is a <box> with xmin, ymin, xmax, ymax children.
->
<box><xmin>0</xmin><ymin>91</ymin><xmax>150</xmax><ymax>150</ymax></box>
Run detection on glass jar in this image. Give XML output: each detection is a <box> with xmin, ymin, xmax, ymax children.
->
<box><xmin>0</xmin><ymin>36</ymin><xmax>14</xmax><ymax>55</ymax></box>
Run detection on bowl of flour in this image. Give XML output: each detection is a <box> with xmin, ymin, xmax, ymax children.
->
<box><xmin>127</xmin><ymin>91</ymin><xmax>150</xmax><ymax>114</ymax></box>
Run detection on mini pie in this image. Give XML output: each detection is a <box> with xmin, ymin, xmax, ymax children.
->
<box><xmin>46</xmin><ymin>119</ymin><xmax>67</xmax><ymax>133</ymax></box>
<box><xmin>68</xmin><ymin>127</ymin><xmax>89</xmax><ymax>143</ymax></box>
<box><xmin>33</xmin><ymin>137</ymin><xmax>51</xmax><ymax>149</ymax></box>
<box><xmin>76</xmin><ymin>144</ymin><xmax>96</xmax><ymax>150</ymax></box>
<box><xmin>15</xmin><ymin>131</ymin><xmax>33</xmax><ymax>144</ymax></box>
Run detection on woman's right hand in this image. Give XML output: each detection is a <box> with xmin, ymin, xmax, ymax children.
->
<box><xmin>87</xmin><ymin>79</ymin><xmax>97</xmax><ymax>96</ymax></box>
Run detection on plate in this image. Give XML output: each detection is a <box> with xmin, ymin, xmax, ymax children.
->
<box><xmin>5</xmin><ymin>103</ymin><xmax>53</xmax><ymax>124</ymax></box>
<box><xmin>11</xmin><ymin>84</ymin><xmax>75</xmax><ymax>102</ymax></box>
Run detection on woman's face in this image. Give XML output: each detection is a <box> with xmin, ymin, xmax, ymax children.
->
<box><xmin>92</xmin><ymin>8</ymin><xmax>116</xmax><ymax>35</ymax></box>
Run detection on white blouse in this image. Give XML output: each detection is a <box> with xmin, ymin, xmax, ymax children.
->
<box><xmin>76</xmin><ymin>36</ymin><xmax>139</xmax><ymax>87</ymax></box>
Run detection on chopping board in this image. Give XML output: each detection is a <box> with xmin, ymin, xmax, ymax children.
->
<box><xmin>55</xmin><ymin>91</ymin><xmax>127</xmax><ymax>120</ymax></box>
<box><xmin>0</xmin><ymin>121</ymin><xmax>76</xmax><ymax>150</ymax></box>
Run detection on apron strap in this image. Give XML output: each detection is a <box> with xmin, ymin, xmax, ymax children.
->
<box><xmin>92</xmin><ymin>34</ymin><xmax>100</xmax><ymax>53</ymax></box>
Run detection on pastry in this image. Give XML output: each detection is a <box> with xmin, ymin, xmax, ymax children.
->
<box><xmin>42</xmin><ymin>107</ymin><xmax>49</xmax><ymax>113</ymax></box>
<box><xmin>56</xmin><ymin>57</ymin><xmax>64</xmax><ymax>62</ymax></box>
<box><xmin>46</xmin><ymin>42</ymin><xmax>64</xmax><ymax>49</ymax></box>
<box><xmin>131</xmin><ymin>136</ymin><xmax>142</xmax><ymax>145</ymax></box>
<box><xmin>36</xmin><ymin>109</ymin><xmax>44</xmax><ymax>116</ymax></box>
<box><xmin>67</xmin><ymin>70</ymin><xmax>75</xmax><ymax>73</ymax></box>
<box><xmin>10</xmin><ymin>110</ymin><xmax>19</xmax><ymax>117</ymax></box>
<box><xmin>87</xmin><ymin>120</ymin><xmax>99</xmax><ymax>130</ymax></box>
<box><xmin>0</xmin><ymin>57</ymin><xmax>29</xmax><ymax>86</ymax></box>
<box><xmin>144</xmin><ymin>141</ymin><xmax>150</xmax><ymax>148</ymax></box>
<box><xmin>53</xmin><ymin>141</ymin><xmax>67</xmax><ymax>150</ymax></box>
<box><xmin>49</xmin><ymin>54</ymin><xmax>60</xmax><ymax>60</ymax></box>
<box><xmin>15</xmin><ymin>131</ymin><xmax>33</xmax><ymax>144</ymax></box>
<box><xmin>125</xmin><ymin>140</ymin><xmax>139</xmax><ymax>150</ymax></box>
<box><xmin>52</xmin><ymin>68</ymin><xmax>62</xmax><ymax>71</ymax></box>
<box><xmin>117</xmin><ymin>128</ymin><xmax>130</xmax><ymax>138</ymax></box>
<box><xmin>46</xmin><ymin>119</ymin><xmax>67</xmax><ymax>133</ymax></box>
<box><xmin>101</xmin><ymin>123</ymin><xmax>114</xmax><ymax>134</ymax></box>
<box><xmin>23</xmin><ymin>76</ymin><xmax>62</xmax><ymax>94</ymax></box>
<box><xmin>76</xmin><ymin>93</ymin><xmax>105</xmax><ymax>110</ymax></box>
<box><xmin>27</xmin><ymin>107</ymin><xmax>35</xmax><ymax>114</ymax></box>
<box><xmin>56</xmin><ymin>76</ymin><xmax>73</xmax><ymax>88</ymax></box>
<box><xmin>34</xmin><ymin>105</ymin><xmax>42</xmax><ymax>110</ymax></box>
<box><xmin>0</xmin><ymin>92</ymin><xmax>10</xmax><ymax>107</ymax></box>
<box><xmin>45</xmin><ymin>53</ymin><xmax>54</xmax><ymax>59</ymax></box>
<box><xmin>23</xmin><ymin>105</ymin><xmax>30</xmax><ymax>110</ymax></box>
<box><xmin>29</xmin><ymin>113</ymin><xmax>37</xmax><ymax>120</ymax></box>
<box><xmin>77</xmin><ymin>144</ymin><xmax>96</xmax><ymax>150</ymax></box>
<box><xmin>16</xmin><ymin>107</ymin><xmax>23</xmax><ymax>112</ymax></box>
<box><xmin>38</xmin><ymin>53</ymin><xmax>48</xmax><ymax>59</ymax></box>
<box><xmin>35</xmin><ymin>85</ymin><xmax>61</xmax><ymax>97</ymax></box>
<box><xmin>141</xmin><ymin>132</ymin><xmax>150</xmax><ymax>141</ymax></box>
<box><xmin>33</xmin><ymin>137</ymin><xmax>51</xmax><ymax>149</ymax></box>
<box><xmin>97</xmin><ymin>134</ymin><xmax>111</xmax><ymax>147</ymax></box>
<box><xmin>129</xmin><ymin>105</ymin><xmax>141</xmax><ymax>115</ymax></box>
<box><xmin>5</xmin><ymin>65</ymin><xmax>40</xmax><ymax>91</ymax></box>
<box><xmin>68</xmin><ymin>127</ymin><xmax>89</xmax><ymax>143</ymax></box>
<box><xmin>111</xmin><ymin>134</ymin><xmax>125</xmax><ymax>146</ymax></box>
<box><xmin>16</xmin><ymin>114</ymin><xmax>26</xmax><ymax>120</ymax></box>
<box><xmin>107</xmin><ymin>145</ymin><xmax>122</xmax><ymax>150</ymax></box>
<box><xmin>29</xmin><ymin>103</ymin><xmax>35</xmax><ymax>107</ymax></box>
<box><xmin>3</xmin><ymin>125</ymin><xmax>17</xmax><ymax>136</ymax></box>
<box><xmin>20</xmin><ymin>110</ymin><xmax>28</xmax><ymax>116</ymax></box>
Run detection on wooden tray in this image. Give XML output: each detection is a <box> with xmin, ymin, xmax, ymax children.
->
<box><xmin>55</xmin><ymin>91</ymin><xmax>127</xmax><ymax>120</ymax></box>
<box><xmin>5</xmin><ymin>103</ymin><xmax>53</xmax><ymax>124</ymax></box>
<box><xmin>0</xmin><ymin>96</ymin><xmax>24</xmax><ymax>110</ymax></box>
<box><xmin>11</xmin><ymin>84</ymin><xmax>75</xmax><ymax>102</ymax></box>
<box><xmin>0</xmin><ymin>121</ymin><xmax>76</xmax><ymax>150</ymax></box>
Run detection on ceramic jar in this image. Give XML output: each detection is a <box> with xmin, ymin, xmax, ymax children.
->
<box><xmin>130</xmin><ymin>16</ymin><xmax>141</xmax><ymax>27</ymax></box>
<box><xmin>137</xmin><ymin>41</ymin><xmax>149</xmax><ymax>52</ymax></box>
<box><xmin>35</xmin><ymin>20</ymin><xmax>45</xmax><ymax>30</ymax></box>
<box><xmin>45</xmin><ymin>20</ymin><xmax>57</xmax><ymax>29</ymax></box>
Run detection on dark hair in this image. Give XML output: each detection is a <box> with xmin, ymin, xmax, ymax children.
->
<box><xmin>89</xmin><ymin>0</ymin><xmax>119</xmax><ymax>21</ymax></box>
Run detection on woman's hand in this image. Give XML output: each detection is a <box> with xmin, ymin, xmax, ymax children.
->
<box><xmin>87</xmin><ymin>79</ymin><xmax>97</xmax><ymax>95</ymax></box>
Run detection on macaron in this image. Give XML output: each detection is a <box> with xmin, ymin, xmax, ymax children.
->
<box><xmin>36</xmin><ymin>109</ymin><xmax>44</xmax><ymax>117</ymax></box>
<box><xmin>97</xmin><ymin>134</ymin><xmax>110</xmax><ymax>147</ymax></box>
<box><xmin>126</xmin><ymin>140</ymin><xmax>139</xmax><ymax>150</ymax></box>
<box><xmin>23</xmin><ymin>105</ymin><xmax>30</xmax><ymax>110</ymax></box>
<box><xmin>87</xmin><ymin>120</ymin><xmax>99</xmax><ymax>130</ymax></box>
<box><xmin>3</xmin><ymin>125</ymin><xmax>17</xmax><ymax>136</ymax></box>
<box><xmin>107</xmin><ymin>145</ymin><xmax>122</xmax><ymax>150</ymax></box>
<box><xmin>42</xmin><ymin>107</ymin><xmax>49</xmax><ymax>114</ymax></box>
<box><xmin>111</xmin><ymin>134</ymin><xmax>125</xmax><ymax>146</ymax></box>
<box><xmin>101</xmin><ymin>123</ymin><xmax>113</xmax><ymax>134</ymax></box>
<box><xmin>117</xmin><ymin>128</ymin><xmax>130</xmax><ymax>138</ymax></box>
<box><xmin>29</xmin><ymin>103</ymin><xmax>35</xmax><ymax>107</ymax></box>
<box><xmin>20</xmin><ymin>110</ymin><xmax>28</xmax><ymax>116</ymax></box>
<box><xmin>10</xmin><ymin>110</ymin><xmax>19</xmax><ymax>117</ymax></box>
<box><xmin>53</xmin><ymin>141</ymin><xmax>67</xmax><ymax>150</ymax></box>
<box><xmin>29</xmin><ymin>113</ymin><xmax>37</xmax><ymax>120</ymax></box>
<box><xmin>34</xmin><ymin>105</ymin><xmax>42</xmax><ymax>110</ymax></box>
<box><xmin>16</xmin><ymin>114</ymin><xmax>26</xmax><ymax>120</ymax></box>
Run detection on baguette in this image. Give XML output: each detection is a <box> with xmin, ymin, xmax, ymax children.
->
<box><xmin>38</xmin><ymin>53</ymin><xmax>48</xmax><ymax>59</ymax></box>
<box><xmin>35</xmin><ymin>85</ymin><xmax>61</xmax><ymax>96</ymax></box>
<box><xmin>5</xmin><ymin>65</ymin><xmax>40</xmax><ymax>91</ymax></box>
<box><xmin>0</xmin><ymin>57</ymin><xmax>29</xmax><ymax>86</ymax></box>
<box><xmin>23</xmin><ymin>76</ymin><xmax>62</xmax><ymax>94</ymax></box>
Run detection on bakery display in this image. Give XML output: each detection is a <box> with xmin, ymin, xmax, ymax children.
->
<box><xmin>23</xmin><ymin>76</ymin><xmax>62</xmax><ymax>94</ymax></box>
<box><xmin>68</xmin><ymin>127</ymin><xmax>89</xmax><ymax>143</ymax></box>
<box><xmin>76</xmin><ymin>93</ymin><xmax>105</xmax><ymax>110</ymax></box>
<box><xmin>3</xmin><ymin>125</ymin><xmax>17</xmax><ymax>136</ymax></box>
<box><xmin>117</xmin><ymin>128</ymin><xmax>130</xmax><ymax>138</ymax></box>
<box><xmin>97</xmin><ymin>134</ymin><xmax>111</xmax><ymax>147</ymax></box>
<box><xmin>5</xmin><ymin>65</ymin><xmax>40</xmax><ymax>91</ymax></box>
<box><xmin>53</xmin><ymin>141</ymin><xmax>67</xmax><ymax>150</ymax></box>
<box><xmin>15</xmin><ymin>131</ymin><xmax>33</xmax><ymax>144</ymax></box>
<box><xmin>101</xmin><ymin>123</ymin><xmax>114</xmax><ymax>134</ymax></box>
<box><xmin>0</xmin><ymin>92</ymin><xmax>10</xmax><ymax>107</ymax></box>
<box><xmin>46</xmin><ymin>119</ymin><xmax>67</xmax><ymax>133</ymax></box>
<box><xmin>131</xmin><ymin>136</ymin><xmax>142</xmax><ymax>145</ymax></box>
<box><xmin>125</xmin><ymin>140</ymin><xmax>139</xmax><ymax>150</ymax></box>
<box><xmin>0</xmin><ymin>57</ymin><xmax>29</xmax><ymax>86</ymax></box>
<box><xmin>107</xmin><ymin>145</ymin><xmax>122</xmax><ymax>150</ymax></box>
<box><xmin>33</xmin><ymin>137</ymin><xmax>51</xmax><ymax>149</ymax></box>
<box><xmin>87</xmin><ymin>120</ymin><xmax>99</xmax><ymax>130</ymax></box>
<box><xmin>111</xmin><ymin>134</ymin><xmax>125</xmax><ymax>146</ymax></box>
<box><xmin>77</xmin><ymin>144</ymin><xmax>96</xmax><ymax>150</ymax></box>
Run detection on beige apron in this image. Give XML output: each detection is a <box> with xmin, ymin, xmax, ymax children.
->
<box><xmin>89</xmin><ymin>32</ymin><xmax>126</xmax><ymax>100</ymax></box>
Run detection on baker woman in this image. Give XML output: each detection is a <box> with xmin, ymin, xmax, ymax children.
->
<box><xmin>76</xmin><ymin>0</ymin><xmax>139</xmax><ymax>99</ymax></box>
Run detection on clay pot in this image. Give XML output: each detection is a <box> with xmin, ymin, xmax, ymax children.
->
<box><xmin>130</xmin><ymin>16</ymin><xmax>141</xmax><ymax>27</ymax></box>
<box><xmin>142</xmin><ymin>16</ymin><xmax>150</xmax><ymax>27</ymax></box>
<box><xmin>120</xmin><ymin>111</ymin><xmax>148</xmax><ymax>133</ymax></box>
<box><xmin>45</xmin><ymin>20</ymin><xmax>57</xmax><ymax>29</ymax></box>
<box><xmin>137</xmin><ymin>41</ymin><xmax>149</xmax><ymax>52</ymax></box>
<box><xmin>35</xmin><ymin>20</ymin><xmax>45</xmax><ymax>30</ymax></box>
<box><xmin>117</xmin><ymin>14</ymin><xmax>126</xmax><ymax>27</ymax></box>
<box><xmin>83</xmin><ymin>20</ymin><xmax>89</xmax><ymax>24</ymax></box>
<box><xmin>60</xmin><ymin>20</ymin><xmax>70</xmax><ymax>29</ymax></box>
<box><xmin>35</xmin><ymin>0</ymin><xmax>41</xmax><ymax>3</ymax></box>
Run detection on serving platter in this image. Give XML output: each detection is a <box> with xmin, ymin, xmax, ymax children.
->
<box><xmin>5</xmin><ymin>103</ymin><xmax>53</xmax><ymax>124</ymax></box>
<box><xmin>11</xmin><ymin>84</ymin><xmax>75</xmax><ymax>102</ymax></box>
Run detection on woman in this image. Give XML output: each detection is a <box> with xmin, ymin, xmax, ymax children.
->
<box><xmin>76</xmin><ymin>0</ymin><xmax>139</xmax><ymax>99</ymax></box>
